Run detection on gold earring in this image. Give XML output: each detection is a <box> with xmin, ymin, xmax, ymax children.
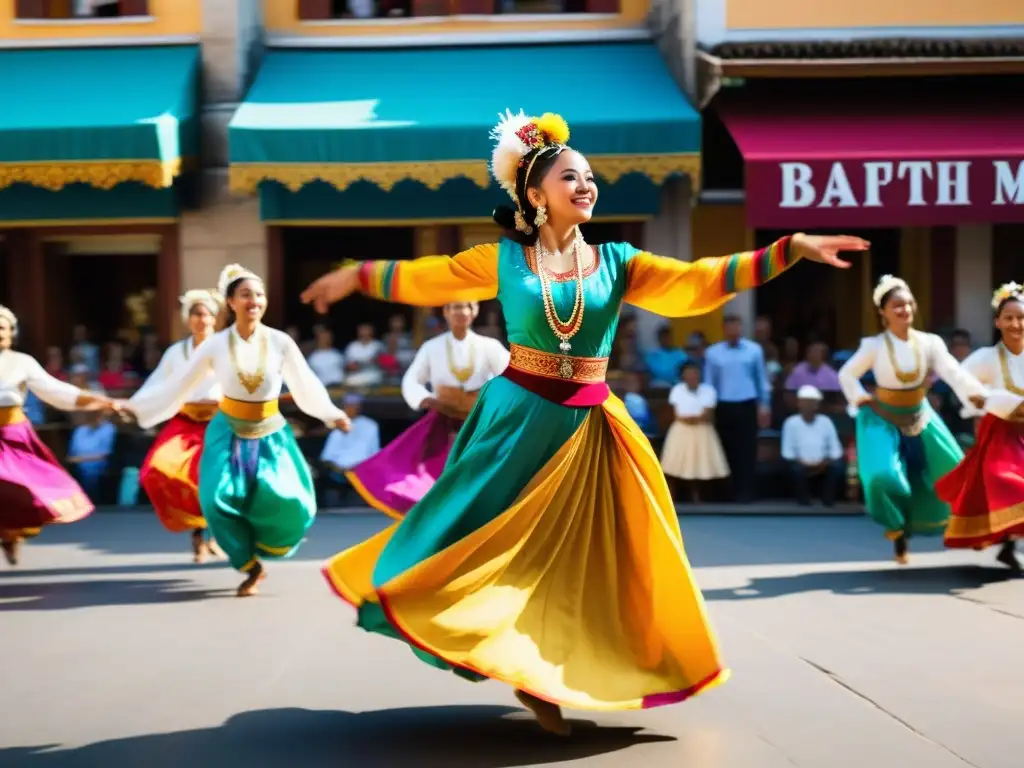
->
<box><xmin>534</xmin><ymin>205</ymin><xmax>548</xmax><ymax>228</ymax></box>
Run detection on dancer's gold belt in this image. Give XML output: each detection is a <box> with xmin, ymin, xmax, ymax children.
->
<box><xmin>219</xmin><ymin>397</ymin><xmax>280</xmax><ymax>421</ymax></box>
<box><xmin>0</xmin><ymin>406</ymin><xmax>26</xmax><ymax>426</ymax></box>
<box><xmin>180</xmin><ymin>402</ymin><xmax>219</xmax><ymax>422</ymax></box>
<box><xmin>508</xmin><ymin>344</ymin><xmax>608</xmax><ymax>384</ymax></box>
<box><xmin>874</xmin><ymin>387</ymin><xmax>926</xmax><ymax>408</ymax></box>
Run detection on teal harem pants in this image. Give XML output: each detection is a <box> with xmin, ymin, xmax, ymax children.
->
<box><xmin>855</xmin><ymin>402</ymin><xmax>963</xmax><ymax>539</ymax></box>
<box><xmin>198</xmin><ymin>412</ymin><xmax>316</xmax><ymax>572</ymax></box>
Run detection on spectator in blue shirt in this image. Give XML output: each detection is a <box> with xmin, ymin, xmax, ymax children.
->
<box><xmin>68</xmin><ymin>411</ymin><xmax>117</xmax><ymax>501</ymax></box>
<box><xmin>705</xmin><ymin>315</ymin><xmax>771</xmax><ymax>502</ymax></box>
<box><xmin>622</xmin><ymin>372</ymin><xmax>658</xmax><ymax>437</ymax></box>
<box><xmin>644</xmin><ymin>326</ymin><xmax>689</xmax><ymax>388</ymax></box>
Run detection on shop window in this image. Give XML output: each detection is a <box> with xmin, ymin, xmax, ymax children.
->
<box><xmin>15</xmin><ymin>0</ymin><xmax>149</xmax><ymax>19</ymax></box>
<box><xmin>298</xmin><ymin>0</ymin><xmax>618</xmax><ymax>20</ymax></box>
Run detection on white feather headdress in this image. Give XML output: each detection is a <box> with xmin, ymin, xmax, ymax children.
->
<box><xmin>992</xmin><ymin>281</ymin><xmax>1024</xmax><ymax>311</ymax></box>
<box><xmin>179</xmin><ymin>289</ymin><xmax>224</xmax><ymax>323</ymax></box>
<box><xmin>488</xmin><ymin>109</ymin><xmax>572</xmax><ymax>201</ymax></box>
<box><xmin>0</xmin><ymin>304</ymin><xmax>16</xmax><ymax>329</ymax></box>
<box><xmin>216</xmin><ymin>264</ymin><xmax>262</xmax><ymax>300</ymax></box>
<box><xmin>873</xmin><ymin>275</ymin><xmax>911</xmax><ymax>308</ymax></box>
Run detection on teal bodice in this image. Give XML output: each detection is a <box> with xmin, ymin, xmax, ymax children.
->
<box><xmin>497</xmin><ymin>238</ymin><xmax>637</xmax><ymax>358</ymax></box>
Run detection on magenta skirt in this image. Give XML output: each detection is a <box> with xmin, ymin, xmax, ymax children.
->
<box><xmin>346</xmin><ymin>410</ymin><xmax>461</xmax><ymax>519</ymax></box>
<box><xmin>0</xmin><ymin>417</ymin><xmax>94</xmax><ymax>531</ymax></box>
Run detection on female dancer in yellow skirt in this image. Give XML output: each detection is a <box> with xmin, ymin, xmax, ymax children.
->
<box><xmin>0</xmin><ymin>305</ymin><xmax>114</xmax><ymax>565</ymax></box>
<box><xmin>125</xmin><ymin>265</ymin><xmax>350</xmax><ymax>596</ymax></box>
<box><xmin>136</xmin><ymin>289</ymin><xmax>224</xmax><ymax>563</ymax></box>
<box><xmin>302</xmin><ymin>111</ymin><xmax>869</xmax><ymax>734</ymax></box>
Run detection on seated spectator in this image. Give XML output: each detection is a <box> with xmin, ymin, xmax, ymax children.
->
<box><xmin>307</xmin><ymin>327</ymin><xmax>346</xmax><ymax>387</ymax></box>
<box><xmin>781</xmin><ymin>385</ymin><xmax>844</xmax><ymax>507</ymax></box>
<box><xmin>377</xmin><ymin>333</ymin><xmax>406</xmax><ymax>383</ymax></box>
<box><xmin>44</xmin><ymin>346</ymin><xmax>67</xmax><ymax>381</ymax></box>
<box><xmin>67</xmin><ymin>410</ymin><xmax>117</xmax><ymax>500</ymax></box>
<box><xmin>319</xmin><ymin>394</ymin><xmax>381</xmax><ymax>506</ymax></box>
<box><xmin>622</xmin><ymin>372</ymin><xmax>657</xmax><ymax>436</ymax></box>
<box><xmin>344</xmin><ymin>323</ymin><xmax>384</xmax><ymax>388</ymax></box>
<box><xmin>69</xmin><ymin>324</ymin><xmax>99</xmax><ymax>374</ymax></box>
<box><xmin>644</xmin><ymin>325</ymin><xmax>688</xmax><ymax>388</ymax></box>
<box><xmin>386</xmin><ymin>314</ymin><xmax>416</xmax><ymax>368</ymax></box>
<box><xmin>476</xmin><ymin>305</ymin><xmax>505</xmax><ymax>344</ymax></box>
<box><xmin>98</xmin><ymin>343</ymin><xmax>134</xmax><ymax>393</ymax></box>
<box><xmin>785</xmin><ymin>341</ymin><xmax>842</xmax><ymax>393</ymax></box>
<box><xmin>610</xmin><ymin>315</ymin><xmax>643</xmax><ymax>375</ymax></box>
<box><xmin>661</xmin><ymin>362</ymin><xmax>729</xmax><ymax>502</ymax></box>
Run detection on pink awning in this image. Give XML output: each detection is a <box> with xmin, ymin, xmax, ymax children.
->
<box><xmin>718</xmin><ymin>94</ymin><xmax>1024</xmax><ymax>229</ymax></box>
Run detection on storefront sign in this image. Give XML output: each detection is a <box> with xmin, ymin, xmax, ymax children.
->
<box><xmin>745</xmin><ymin>157</ymin><xmax>1024</xmax><ymax>229</ymax></box>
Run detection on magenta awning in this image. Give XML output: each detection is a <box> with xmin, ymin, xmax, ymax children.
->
<box><xmin>718</xmin><ymin>94</ymin><xmax>1024</xmax><ymax>229</ymax></box>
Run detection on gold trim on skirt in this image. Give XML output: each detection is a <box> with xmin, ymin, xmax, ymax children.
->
<box><xmin>179</xmin><ymin>402</ymin><xmax>218</xmax><ymax>422</ymax></box>
<box><xmin>508</xmin><ymin>343</ymin><xmax>609</xmax><ymax>383</ymax></box>
<box><xmin>0</xmin><ymin>406</ymin><xmax>26</xmax><ymax>426</ymax></box>
<box><xmin>874</xmin><ymin>387</ymin><xmax>926</xmax><ymax>408</ymax></box>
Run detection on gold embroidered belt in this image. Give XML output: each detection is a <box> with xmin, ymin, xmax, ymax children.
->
<box><xmin>875</xmin><ymin>387</ymin><xmax>926</xmax><ymax>408</ymax></box>
<box><xmin>179</xmin><ymin>402</ymin><xmax>219</xmax><ymax>423</ymax></box>
<box><xmin>508</xmin><ymin>344</ymin><xmax>608</xmax><ymax>384</ymax></box>
<box><xmin>219</xmin><ymin>396</ymin><xmax>285</xmax><ymax>439</ymax></box>
<box><xmin>0</xmin><ymin>405</ymin><xmax>26</xmax><ymax>426</ymax></box>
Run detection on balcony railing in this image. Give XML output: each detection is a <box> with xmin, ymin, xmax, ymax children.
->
<box><xmin>298</xmin><ymin>0</ymin><xmax>619</xmax><ymax>21</ymax></box>
<box><xmin>15</xmin><ymin>0</ymin><xmax>149</xmax><ymax>19</ymax></box>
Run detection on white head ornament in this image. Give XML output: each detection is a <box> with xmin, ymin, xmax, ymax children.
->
<box><xmin>0</xmin><ymin>304</ymin><xmax>16</xmax><ymax>330</ymax></box>
<box><xmin>179</xmin><ymin>289</ymin><xmax>224</xmax><ymax>324</ymax></box>
<box><xmin>873</xmin><ymin>275</ymin><xmax>911</xmax><ymax>308</ymax></box>
<box><xmin>992</xmin><ymin>281</ymin><xmax>1024</xmax><ymax>312</ymax></box>
<box><xmin>217</xmin><ymin>264</ymin><xmax>262</xmax><ymax>300</ymax></box>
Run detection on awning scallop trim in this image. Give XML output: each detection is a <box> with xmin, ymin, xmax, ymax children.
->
<box><xmin>0</xmin><ymin>159</ymin><xmax>182</xmax><ymax>192</ymax></box>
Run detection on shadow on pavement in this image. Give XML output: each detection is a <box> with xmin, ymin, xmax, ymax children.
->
<box><xmin>702</xmin><ymin>564</ymin><xmax>1017</xmax><ymax>602</ymax></box>
<box><xmin>0</xmin><ymin>578</ymin><xmax>226</xmax><ymax>611</ymax></box>
<box><xmin>1</xmin><ymin>706</ymin><xmax>675</xmax><ymax>767</ymax></box>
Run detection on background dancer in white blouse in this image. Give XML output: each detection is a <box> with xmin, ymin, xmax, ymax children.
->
<box><xmin>348</xmin><ymin>301</ymin><xmax>510</xmax><ymax>518</ymax></box>
<box><xmin>135</xmin><ymin>289</ymin><xmax>224</xmax><ymax>564</ymax></box>
<box><xmin>839</xmin><ymin>276</ymin><xmax>987</xmax><ymax>564</ymax></box>
<box><xmin>0</xmin><ymin>306</ymin><xmax>115</xmax><ymax>565</ymax></box>
<box><xmin>124</xmin><ymin>265</ymin><xmax>350</xmax><ymax>596</ymax></box>
<box><xmin>936</xmin><ymin>283</ymin><xmax>1024</xmax><ymax>572</ymax></box>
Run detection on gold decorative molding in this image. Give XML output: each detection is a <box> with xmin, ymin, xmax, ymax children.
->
<box><xmin>0</xmin><ymin>158</ymin><xmax>182</xmax><ymax>191</ymax></box>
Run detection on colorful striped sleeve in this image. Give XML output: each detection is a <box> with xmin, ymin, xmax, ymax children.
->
<box><xmin>624</xmin><ymin>237</ymin><xmax>798</xmax><ymax>318</ymax></box>
<box><xmin>357</xmin><ymin>243</ymin><xmax>500</xmax><ymax>306</ymax></box>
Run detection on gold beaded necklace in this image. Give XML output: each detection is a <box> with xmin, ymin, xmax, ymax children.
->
<box><xmin>883</xmin><ymin>330</ymin><xmax>923</xmax><ymax>385</ymax></box>
<box><xmin>229</xmin><ymin>326</ymin><xmax>268</xmax><ymax>395</ymax></box>
<box><xmin>535</xmin><ymin>231</ymin><xmax>587</xmax><ymax>354</ymax></box>
<box><xmin>446</xmin><ymin>334</ymin><xmax>476</xmax><ymax>384</ymax></box>
<box><xmin>998</xmin><ymin>342</ymin><xmax>1024</xmax><ymax>396</ymax></box>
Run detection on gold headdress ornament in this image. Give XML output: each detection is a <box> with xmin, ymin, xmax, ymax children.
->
<box><xmin>0</xmin><ymin>304</ymin><xmax>16</xmax><ymax>330</ymax></box>
<box><xmin>992</xmin><ymin>281</ymin><xmax>1024</xmax><ymax>311</ymax></box>
<box><xmin>489</xmin><ymin>110</ymin><xmax>571</xmax><ymax>234</ymax></box>
<box><xmin>179</xmin><ymin>289</ymin><xmax>225</xmax><ymax>324</ymax></box>
<box><xmin>873</xmin><ymin>275</ymin><xmax>911</xmax><ymax>308</ymax></box>
<box><xmin>217</xmin><ymin>264</ymin><xmax>263</xmax><ymax>300</ymax></box>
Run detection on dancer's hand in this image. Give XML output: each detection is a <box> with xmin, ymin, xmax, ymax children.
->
<box><xmin>968</xmin><ymin>394</ymin><xmax>986</xmax><ymax>410</ymax></box>
<box><xmin>333</xmin><ymin>414</ymin><xmax>352</xmax><ymax>433</ymax></box>
<box><xmin>300</xmin><ymin>264</ymin><xmax>360</xmax><ymax>314</ymax></box>
<box><xmin>792</xmin><ymin>233</ymin><xmax>871</xmax><ymax>269</ymax></box>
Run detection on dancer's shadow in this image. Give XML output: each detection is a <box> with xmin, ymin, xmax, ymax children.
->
<box><xmin>0</xmin><ymin>578</ymin><xmax>226</xmax><ymax>611</ymax></box>
<box><xmin>702</xmin><ymin>564</ymin><xmax>1017</xmax><ymax>603</ymax></box>
<box><xmin>2</xmin><ymin>706</ymin><xmax>676</xmax><ymax>768</ymax></box>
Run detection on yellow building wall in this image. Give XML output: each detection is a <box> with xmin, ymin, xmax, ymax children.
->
<box><xmin>264</xmin><ymin>0</ymin><xmax>648</xmax><ymax>36</ymax></box>
<box><xmin>727</xmin><ymin>0</ymin><xmax>1023</xmax><ymax>30</ymax></box>
<box><xmin>0</xmin><ymin>0</ymin><xmax>201</xmax><ymax>39</ymax></box>
<box><xmin>677</xmin><ymin>204</ymin><xmax>749</xmax><ymax>345</ymax></box>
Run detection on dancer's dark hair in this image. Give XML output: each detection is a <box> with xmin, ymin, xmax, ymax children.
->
<box><xmin>492</xmin><ymin>146</ymin><xmax>567</xmax><ymax>246</ymax></box>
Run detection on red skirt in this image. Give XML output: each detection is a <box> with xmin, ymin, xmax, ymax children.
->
<box><xmin>935</xmin><ymin>414</ymin><xmax>1024</xmax><ymax>549</ymax></box>
<box><xmin>139</xmin><ymin>411</ymin><xmax>210</xmax><ymax>533</ymax></box>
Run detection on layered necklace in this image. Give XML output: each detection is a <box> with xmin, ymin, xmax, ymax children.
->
<box><xmin>998</xmin><ymin>342</ymin><xmax>1024</xmax><ymax>396</ymax></box>
<box><xmin>883</xmin><ymin>329</ymin><xmax>923</xmax><ymax>385</ymax></box>
<box><xmin>229</xmin><ymin>326</ymin><xmax>268</xmax><ymax>395</ymax></box>
<box><xmin>446</xmin><ymin>334</ymin><xmax>476</xmax><ymax>384</ymax></box>
<box><xmin>535</xmin><ymin>229</ymin><xmax>587</xmax><ymax>354</ymax></box>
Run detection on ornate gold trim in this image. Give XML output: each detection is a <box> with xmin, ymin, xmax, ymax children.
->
<box><xmin>508</xmin><ymin>344</ymin><xmax>608</xmax><ymax>384</ymax></box>
<box><xmin>229</xmin><ymin>153</ymin><xmax>702</xmax><ymax>195</ymax></box>
<box><xmin>874</xmin><ymin>386</ymin><xmax>926</xmax><ymax>408</ymax></box>
<box><xmin>0</xmin><ymin>158</ymin><xmax>183</xmax><ymax>191</ymax></box>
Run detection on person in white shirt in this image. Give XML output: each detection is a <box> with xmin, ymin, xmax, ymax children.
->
<box><xmin>123</xmin><ymin>264</ymin><xmax>351</xmax><ymax>597</ymax></box>
<box><xmin>0</xmin><ymin>305</ymin><xmax>115</xmax><ymax>566</ymax></box>
<box><xmin>934</xmin><ymin>283</ymin><xmax>1024</xmax><ymax>573</ymax></box>
<box><xmin>839</xmin><ymin>275</ymin><xmax>987</xmax><ymax>564</ymax></box>
<box><xmin>136</xmin><ymin>289</ymin><xmax>225</xmax><ymax>564</ymax></box>
<box><xmin>348</xmin><ymin>301</ymin><xmax>509</xmax><ymax>518</ymax></box>
<box><xmin>306</xmin><ymin>327</ymin><xmax>346</xmax><ymax>387</ymax></box>
<box><xmin>344</xmin><ymin>323</ymin><xmax>384</xmax><ymax>388</ymax></box>
<box><xmin>661</xmin><ymin>362</ymin><xmax>729</xmax><ymax>502</ymax></box>
<box><xmin>319</xmin><ymin>394</ymin><xmax>381</xmax><ymax>506</ymax></box>
<box><xmin>781</xmin><ymin>385</ymin><xmax>844</xmax><ymax>507</ymax></box>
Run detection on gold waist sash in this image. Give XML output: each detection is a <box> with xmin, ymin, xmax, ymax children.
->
<box><xmin>508</xmin><ymin>344</ymin><xmax>608</xmax><ymax>384</ymax></box>
<box><xmin>874</xmin><ymin>386</ymin><xmax>926</xmax><ymax>408</ymax></box>
<box><xmin>180</xmin><ymin>402</ymin><xmax>219</xmax><ymax>422</ymax></box>
<box><xmin>0</xmin><ymin>405</ymin><xmax>26</xmax><ymax>426</ymax></box>
<box><xmin>219</xmin><ymin>397</ymin><xmax>284</xmax><ymax>439</ymax></box>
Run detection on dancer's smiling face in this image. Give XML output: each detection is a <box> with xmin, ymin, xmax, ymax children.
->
<box><xmin>880</xmin><ymin>288</ymin><xmax>915</xmax><ymax>330</ymax></box>
<box><xmin>227</xmin><ymin>279</ymin><xmax>267</xmax><ymax>324</ymax></box>
<box><xmin>996</xmin><ymin>298</ymin><xmax>1024</xmax><ymax>344</ymax></box>
<box><xmin>525</xmin><ymin>149</ymin><xmax>598</xmax><ymax>230</ymax></box>
<box><xmin>0</xmin><ymin>317</ymin><xmax>12</xmax><ymax>350</ymax></box>
<box><xmin>187</xmin><ymin>303</ymin><xmax>216</xmax><ymax>338</ymax></box>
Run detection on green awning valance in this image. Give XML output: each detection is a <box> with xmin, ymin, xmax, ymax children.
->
<box><xmin>0</xmin><ymin>45</ymin><xmax>199</xmax><ymax>192</ymax></box>
<box><xmin>230</xmin><ymin>42</ymin><xmax>700</xmax><ymax>195</ymax></box>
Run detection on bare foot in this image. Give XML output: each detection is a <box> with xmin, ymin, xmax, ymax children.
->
<box><xmin>1</xmin><ymin>538</ymin><xmax>20</xmax><ymax>566</ymax></box>
<box><xmin>893</xmin><ymin>533</ymin><xmax>909</xmax><ymax>565</ymax></box>
<box><xmin>206</xmin><ymin>538</ymin><xmax>223</xmax><ymax>558</ymax></box>
<box><xmin>514</xmin><ymin>689</ymin><xmax>571</xmax><ymax>736</ymax></box>
<box><xmin>236</xmin><ymin>563</ymin><xmax>266</xmax><ymax>597</ymax></box>
<box><xmin>192</xmin><ymin>530</ymin><xmax>205</xmax><ymax>564</ymax></box>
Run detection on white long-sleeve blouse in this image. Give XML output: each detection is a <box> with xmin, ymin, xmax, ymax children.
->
<box><xmin>0</xmin><ymin>349</ymin><xmax>83</xmax><ymax>410</ymax></box>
